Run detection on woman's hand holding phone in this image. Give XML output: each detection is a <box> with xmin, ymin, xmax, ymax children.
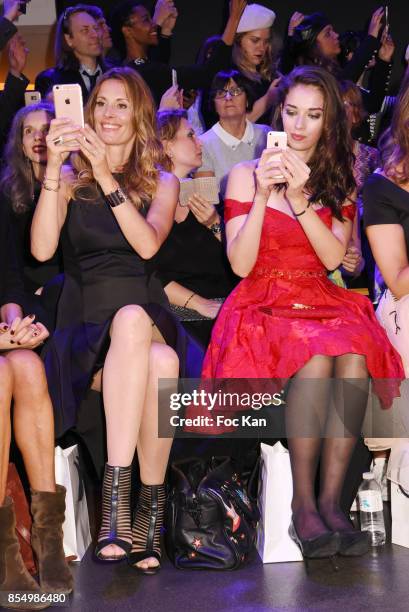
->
<box><xmin>46</xmin><ymin>118</ymin><xmax>83</xmax><ymax>167</ymax></box>
<box><xmin>277</xmin><ymin>149</ymin><xmax>311</xmax><ymax>205</ymax></box>
<box><xmin>255</xmin><ymin>148</ymin><xmax>287</xmax><ymax>198</ymax></box>
<box><xmin>78</xmin><ymin>125</ymin><xmax>111</xmax><ymax>184</ymax></box>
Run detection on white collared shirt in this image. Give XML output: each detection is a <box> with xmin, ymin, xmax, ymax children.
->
<box><xmin>198</xmin><ymin>120</ymin><xmax>270</xmax><ymax>197</ymax></box>
<box><xmin>80</xmin><ymin>64</ymin><xmax>102</xmax><ymax>92</ymax></box>
<box><xmin>211</xmin><ymin>120</ymin><xmax>255</xmax><ymax>151</ymax></box>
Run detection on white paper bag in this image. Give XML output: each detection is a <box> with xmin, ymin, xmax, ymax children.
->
<box><xmin>55</xmin><ymin>445</ymin><xmax>92</xmax><ymax>561</ymax></box>
<box><xmin>387</xmin><ymin>440</ymin><xmax>409</xmax><ymax>548</ymax></box>
<box><xmin>256</xmin><ymin>442</ymin><xmax>303</xmax><ymax>563</ymax></box>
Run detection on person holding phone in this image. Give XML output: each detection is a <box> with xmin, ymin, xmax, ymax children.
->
<box><xmin>31</xmin><ymin>67</ymin><xmax>202</xmax><ymax>574</ymax></box>
<box><xmin>186</xmin><ymin>66</ymin><xmax>403</xmax><ymax>559</ymax></box>
<box><xmin>154</xmin><ymin>109</ymin><xmax>238</xmax><ymax>347</ymax></box>
<box><xmin>0</xmin><ymin>203</ymin><xmax>73</xmax><ymax>608</ymax></box>
<box><xmin>281</xmin><ymin>7</ymin><xmax>393</xmax><ymax>97</ymax></box>
<box><xmin>110</xmin><ymin>0</ymin><xmax>246</xmax><ymax>106</ymax></box>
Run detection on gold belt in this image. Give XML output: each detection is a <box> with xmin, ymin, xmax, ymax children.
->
<box><xmin>250</xmin><ymin>268</ymin><xmax>327</xmax><ymax>279</ymax></box>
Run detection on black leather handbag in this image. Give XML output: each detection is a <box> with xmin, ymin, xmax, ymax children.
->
<box><xmin>165</xmin><ymin>456</ymin><xmax>260</xmax><ymax>570</ymax></box>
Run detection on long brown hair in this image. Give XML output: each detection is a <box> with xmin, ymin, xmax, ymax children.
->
<box><xmin>379</xmin><ymin>72</ymin><xmax>409</xmax><ymax>184</ymax></box>
<box><xmin>0</xmin><ymin>103</ymin><xmax>54</xmax><ymax>213</ymax></box>
<box><xmin>273</xmin><ymin>66</ymin><xmax>355</xmax><ymax>221</ymax></box>
<box><xmin>71</xmin><ymin>67</ymin><xmax>167</xmax><ymax>208</ymax></box>
<box><xmin>233</xmin><ymin>32</ymin><xmax>276</xmax><ymax>82</ymax></box>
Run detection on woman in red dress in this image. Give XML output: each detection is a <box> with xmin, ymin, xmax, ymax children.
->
<box><xmin>198</xmin><ymin>66</ymin><xmax>404</xmax><ymax>558</ymax></box>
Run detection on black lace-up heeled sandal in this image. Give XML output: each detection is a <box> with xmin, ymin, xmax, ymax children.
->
<box><xmin>128</xmin><ymin>484</ymin><xmax>166</xmax><ymax>575</ymax></box>
<box><xmin>94</xmin><ymin>464</ymin><xmax>132</xmax><ymax>562</ymax></box>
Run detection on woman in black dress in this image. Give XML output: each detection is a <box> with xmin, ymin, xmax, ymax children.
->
<box><xmin>0</xmin><ymin>102</ymin><xmax>62</xmax><ymax>328</ymax></box>
<box><xmin>31</xmin><ymin>67</ymin><xmax>191</xmax><ymax>574</ymax></box>
<box><xmin>364</xmin><ymin>76</ymin><xmax>409</xmax><ymax>376</ymax></box>
<box><xmin>0</xmin><ymin>203</ymin><xmax>73</xmax><ymax>603</ymax></box>
<box><xmin>155</xmin><ymin>109</ymin><xmax>237</xmax><ymax>347</ymax></box>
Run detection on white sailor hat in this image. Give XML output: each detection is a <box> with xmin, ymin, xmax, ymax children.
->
<box><xmin>237</xmin><ymin>3</ymin><xmax>276</xmax><ymax>33</ymax></box>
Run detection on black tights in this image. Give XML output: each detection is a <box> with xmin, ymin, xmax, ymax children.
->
<box><xmin>286</xmin><ymin>354</ymin><xmax>369</xmax><ymax>539</ymax></box>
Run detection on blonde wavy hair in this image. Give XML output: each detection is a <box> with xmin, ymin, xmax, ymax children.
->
<box><xmin>71</xmin><ymin>67</ymin><xmax>167</xmax><ymax>208</ymax></box>
<box><xmin>232</xmin><ymin>32</ymin><xmax>275</xmax><ymax>82</ymax></box>
<box><xmin>379</xmin><ymin>72</ymin><xmax>409</xmax><ymax>184</ymax></box>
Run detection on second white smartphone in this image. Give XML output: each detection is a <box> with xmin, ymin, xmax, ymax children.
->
<box><xmin>24</xmin><ymin>91</ymin><xmax>42</xmax><ymax>106</ymax></box>
<box><xmin>267</xmin><ymin>130</ymin><xmax>287</xmax><ymax>180</ymax></box>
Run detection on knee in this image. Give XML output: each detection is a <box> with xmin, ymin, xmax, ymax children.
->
<box><xmin>6</xmin><ymin>350</ymin><xmax>48</xmax><ymax>390</ymax></box>
<box><xmin>336</xmin><ymin>353</ymin><xmax>368</xmax><ymax>378</ymax></box>
<box><xmin>111</xmin><ymin>305</ymin><xmax>152</xmax><ymax>344</ymax></box>
<box><xmin>150</xmin><ymin>344</ymin><xmax>179</xmax><ymax>376</ymax></box>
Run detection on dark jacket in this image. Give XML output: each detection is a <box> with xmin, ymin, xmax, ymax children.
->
<box><xmin>0</xmin><ymin>16</ymin><xmax>17</xmax><ymax>52</ymax></box>
<box><xmin>0</xmin><ymin>71</ymin><xmax>29</xmax><ymax>152</ymax></box>
<box><xmin>35</xmin><ymin>65</ymin><xmax>105</xmax><ymax>104</ymax></box>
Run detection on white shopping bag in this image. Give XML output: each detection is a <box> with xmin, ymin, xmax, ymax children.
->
<box><xmin>55</xmin><ymin>445</ymin><xmax>92</xmax><ymax>561</ymax></box>
<box><xmin>256</xmin><ymin>442</ymin><xmax>303</xmax><ymax>563</ymax></box>
<box><xmin>387</xmin><ymin>440</ymin><xmax>409</xmax><ymax>548</ymax></box>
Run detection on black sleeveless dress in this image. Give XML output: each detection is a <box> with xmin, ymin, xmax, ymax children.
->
<box><xmin>43</xmin><ymin>189</ymin><xmax>203</xmax><ymax>437</ymax></box>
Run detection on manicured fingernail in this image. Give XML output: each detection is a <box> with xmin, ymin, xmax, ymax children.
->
<box><xmin>10</xmin><ymin>330</ymin><xmax>15</xmax><ymax>335</ymax></box>
<box><xmin>17</xmin><ymin>342</ymin><xmax>21</xmax><ymax>345</ymax></box>
<box><xmin>29</xmin><ymin>314</ymin><xmax>35</xmax><ymax>319</ymax></box>
<box><xmin>10</xmin><ymin>340</ymin><xmax>15</xmax><ymax>344</ymax></box>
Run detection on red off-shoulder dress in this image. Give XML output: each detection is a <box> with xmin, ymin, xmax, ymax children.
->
<box><xmin>185</xmin><ymin>199</ymin><xmax>404</xmax><ymax>434</ymax></box>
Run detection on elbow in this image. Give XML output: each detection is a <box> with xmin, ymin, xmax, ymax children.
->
<box><xmin>326</xmin><ymin>255</ymin><xmax>345</xmax><ymax>273</ymax></box>
<box><xmin>230</xmin><ymin>262</ymin><xmax>250</xmax><ymax>278</ymax></box>
<box><xmin>31</xmin><ymin>242</ymin><xmax>54</xmax><ymax>263</ymax></box>
<box><xmin>388</xmin><ymin>280</ymin><xmax>407</xmax><ymax>301</ymax></box>
<box><xmin>139</xmin><ymin>244</ymin><xmax>160</xmax><ymax>260</ymax></box>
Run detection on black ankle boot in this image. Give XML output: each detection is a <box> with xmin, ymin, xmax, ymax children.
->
<box><xmin>128</xmin><ymin>484</ymin><xmax>166</xmax><ymax>575</ymax></box>
<box><xmin>94</xmin><ymin>464</ymin><xmax>132</xmax><ymax>562</ymax></box>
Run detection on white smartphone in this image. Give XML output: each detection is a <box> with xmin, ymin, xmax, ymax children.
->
<box><xmin>172</xmin><ymin>68</ymin><xmax>178</xmax><ymax>87</ymax></box>
<box><xmin>24</xmin><ymin>91</ymin><xmax>41</xmax><ymax>106</ymax></box>
<box><xmin>267</xmin><ymin>131</ymin><xmax>287</xmax><ymax>180</ymax></box>
<box><xmin>267</xmin><ymin>130</ymin><xmax>288</xmax><ymax>151</ymax></box>
<box><xmin>53</xmin><ymin>84</ymin><xmax>85</xmax><ymax>128</ymax></box>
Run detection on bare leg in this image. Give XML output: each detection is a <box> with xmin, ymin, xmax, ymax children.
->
<box><xmin>286</xmin><ymin>355</ymin><xmax>334</xmax><ymax>539</ymax></box>
<box><xmin>98</xmin><ymin>305</ymin><xmax>153</xmax><ymax>558</ymax></box>
<box><xmin>0</xmin><ymin>357</ymin><xmax>13</xmax><ymax>505</ymax></box>
<box><xmin>132</xmin><ymin>342</ymin><xmax>179</xmax><ymax>571</ymax></box>
<box><xmin>6</xmin><ymin>350</ymin><xmax>55</xmax><ymax>493</ymax></box>
<box><xmin>318</xmin><ymin>353</ymin><xmax>369</xmax><ymax>531</ymax></box>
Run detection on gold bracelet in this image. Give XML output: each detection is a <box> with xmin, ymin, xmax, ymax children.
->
<box><xmin>42</xmin><ymin>181</ymin><xmax>59</xmax><ymax>192</ymax></box>
<box><xmin>183</xmin><ymin>292</ymin><xmax>195</xmax><ymax>308</ymax></box>
<box><xmin>44</xmin><ymin>175</ymin><xmax>60</xmax><ymax>183</ymax></box>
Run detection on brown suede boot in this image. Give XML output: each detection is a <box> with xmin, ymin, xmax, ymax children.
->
<box><xmin>0</xmin><ymin>497</ymin><xmax>49</xmax><ymax>610</ymax></box>
<box><xmin>30</xmin><ymin>486</ymin><xmax>73</xmax><ymax>595</ymax></box>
